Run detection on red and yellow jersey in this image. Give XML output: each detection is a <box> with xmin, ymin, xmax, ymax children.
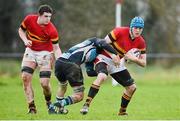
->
<box><xmin>102</xmin><ymin>27</ymin><xmax>146</xmax><ymax>58</ymax></box>
<box><xmin>20</xmin><ymin>14</ymin><xmax>59</xmax><ymax>52</ymax></box>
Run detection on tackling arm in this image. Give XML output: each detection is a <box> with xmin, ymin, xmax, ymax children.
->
<box><xmin>95</xmin><ymin>40</ymin><xmax>117</xmax><ymax>55</ymax></box>
<box><xmin>52</xmin><ymin>43</ymin><xmax>62</xmax><ymax>60</ymax></box>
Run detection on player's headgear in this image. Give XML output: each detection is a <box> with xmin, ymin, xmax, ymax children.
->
<box><xmin>130</xmin><ymin>16</ymin><xmax>144</xmax><ymax>29</ymax></box>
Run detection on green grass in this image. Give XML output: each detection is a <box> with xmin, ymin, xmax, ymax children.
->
<box><xmin>0</xmin><ymin>60</ymin><xmax>180</xmax><ymax>120</ymax></box>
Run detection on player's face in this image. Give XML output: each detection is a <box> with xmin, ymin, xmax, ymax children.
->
<box><xmin>40</xmin><ymin>12</ymin><xmax>52</xmax><ymax>25</ymax></box>
<box><xmin>132</xmin><ymin>27</ymin><xmax>143</xmax><ymax>38</ymax></box>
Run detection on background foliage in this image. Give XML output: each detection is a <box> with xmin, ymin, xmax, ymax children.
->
<box><xmin>0</xmin><ymin>0</ymin><xmax>179</xmax><ymax>55</ymax></box>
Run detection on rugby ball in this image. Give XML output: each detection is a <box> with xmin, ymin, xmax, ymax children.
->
<box><xmin>127</xmin><ymin>48</ymin><xmax>141</xmax><ymax>58</ymax></box>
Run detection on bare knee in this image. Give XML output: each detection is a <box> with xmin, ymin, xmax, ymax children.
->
<box><xmin>125</xmin><ymin>84</ymin><xmax>137</xmax><ymax>96</ymax></box>
<box><xmin>93</xmin><ymin>73</ymin><xmax>108</xmax><ymax>86</ymax></box>
<box><xmin>72</xmin><ymin>85</ymin><xmax>85</xmax><ymax>103</ymax></box>
<box><xmin>21</xmin><ymin>73</ymin><xmax>32</xmax><ymax>84</ymax></box>
<box><xmin>99</xmin><ymin>73</ymin><xmax>108</xmax><ymax>81</ymax></box>
<box><xmin>40</xmin><ymin>79</ymin><xmax>50</xmax><ymax>90</ymax></box>
<box><xmin>73</xmin><ymin>92</ymin><xmax>84</xmax><ymax>102</ymax></box>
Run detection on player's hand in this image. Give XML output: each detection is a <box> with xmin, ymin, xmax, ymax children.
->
<box><xmin>124</xmin><ymin>53</ymin><xmax>138</xmax><ymax>62</ymax></box>
<box><xmin>111</xmin><ymin>54</ymin><xmax>120</xmax><ymax>67</ymax></box>
<box><xmin>24</xmin><ymin>39</ymin><xmax>32</xmax><ymax>47</ymax></box>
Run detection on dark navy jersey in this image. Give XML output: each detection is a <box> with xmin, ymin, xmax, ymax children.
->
<box><xmin>60</xmin><ymin>37</ymin><xmax>117</xmax><ymax>65</ymax></box>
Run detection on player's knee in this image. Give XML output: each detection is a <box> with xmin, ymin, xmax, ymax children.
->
<box><xmin>21</xmin><ymin>73</ymin><xmax>31</xmax><ymax>83</ymax></box>
<box><xmin>41</xmin><ymin>83</ymin><xmax>50</xmax><ymax>90</ymax></box>
<box><xmin>99</xmin><ymin>73</ymin><xmax>108</xmax><ymax>81</ymax></box>
<box><xmin>40</xmin><ymin>80</ymin><xmax>50</xmax><ymax>89</ymax></box>
<box><xmin>74</xmin><ymin>92</ymin><xmax>84</xmax><ymax>102</ymax></box>
<box><xmin>78</xmin><ymin>93</ymin><xmax>84</xmax><ymax>102</ymax></box>
<box><xmin>21</xmin><ymin>66</ymin><xmax>33</xmax><ymax>82</ymax></box>
<box><xmin>73</xmin><ymin>85</ymin><xmax>85</xmax><ymax>102</ymax></box>
<box><xmin>126</xmin><ymin>84</ymin><xmax>137</xmax><ymax>94</ymax></box>
<box><xmin>131</xmin><ymin>84</ymin><xmax>137</xmax><ymax>92</ymax></box>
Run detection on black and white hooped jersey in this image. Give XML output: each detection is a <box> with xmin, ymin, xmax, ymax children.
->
<box><xmin>60</xmin><ymin>37</ymin><xmax>117</xmax><ymax>65</ymax></box>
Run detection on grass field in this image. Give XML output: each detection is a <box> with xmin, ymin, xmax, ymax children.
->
<box><xmin>0</xmin><ymin>60</ymin><xmax>180</xmax><ymax>120</ymax></box>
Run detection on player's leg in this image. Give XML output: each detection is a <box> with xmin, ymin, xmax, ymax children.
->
<box><xmin>80</xmin><ymin>62</ymin><xmax>108</xmax><ymax>115</ymax></box>
<box><xmin>55</xmin><ymin>63</ymin><xmax>85</xmax><ymax>106</ymax></box>
<box><xmin>38</xmin><ymin>53</ymin><xmax>54</xmax><ymax>109</ymax></box>
<box><xmin>55</xmin><ymin>86</ymin><xmax>85</xmax><ymax>107</ymax></box>
<box><xmin>54</xmin><ymin>58</ymin><xmax>69</xmax><ymax>104</ymax></box>
<box><xmin>21</xmin><ymin>50</ymin><xmax>37</xmax><ymax>114</ymax></box>
<box><xmin>111</xmin><ymin>69</ymin><xmax>136</xmax><ymax>116</ymax></box>
<box><xmin>39</xmin><ymin>71</ymin><xmax>52</xmax><ymax>108</ymax></box>
<box><xmin>56</xmin><ymin>81</ymin><xmax>68</xmax><ymax>102</ymax></box>
<box><xmin>51</xmin><ymin>60</ymin><xmax>84</xmax><ymax>114</ymax></box>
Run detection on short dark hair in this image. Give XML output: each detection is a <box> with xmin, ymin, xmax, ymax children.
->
<box><xmin>38</xmin><ymin>4</ymin><xmax>53</xmax><ymax>15</ymax></box>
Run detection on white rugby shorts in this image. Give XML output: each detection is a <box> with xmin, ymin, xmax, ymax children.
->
<box><xmin>22</xmin><ymin>48</ymin><xmax>54</xmax><ymax>68</ymax></box>
<box><xmin>95</xmin><ymin>54</ymin><xmax>126</xmax><ymax>74</ymax></box>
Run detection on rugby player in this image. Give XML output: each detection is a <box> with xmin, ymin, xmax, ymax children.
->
<box><xmin>80</xmin><ymin>16</ymin><xmax>147</xmax><ymax>116</ymax></box>
<box><xmin>18</xmin><ymin>4</ymin><xmax>62</xmax><ymax>114</ymax></box>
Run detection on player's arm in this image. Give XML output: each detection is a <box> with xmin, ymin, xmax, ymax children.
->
<box><xmin>52</xmin><ymin>43</ymin><xmax>62</xmax><ymax>60</ymax></box>
<box><xmin>18</xmin><ymin>27</ymin><xmax>32</xmax><ymax>47</ymax></box>
<box><xmin>95</xmin><ymin>39</ymin><xmax>120</xmax><ymax>67</ymax></box>
<box><xmin>18</xmin><ymin>15</ymin><xmax>32</xmax><ymax>47</ymax></box>
<box><xmin>104</xmin><ymin>35</ymin><xmax>112</xmax><ymax>44</ymax></box>
<box><xmin>95</xmin><ymin>39</ymin><xmax>116</xmax><ymax>55</ymax></box>
<box><xmin>51</xmin><ymin>26</ymin><xmax>62</xmax><ymax>60</ymax></box>
<box><xmin>124</xmin><ymin>52</ymin><xmax>146</xmax><ymax>67</ymax></box>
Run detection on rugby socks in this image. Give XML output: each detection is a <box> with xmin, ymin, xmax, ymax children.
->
<box><xmin>120</xmin><ymin>93</ymin><xmax>131</xmax><ymax>113</ymax></box>
<box><xmin>60</xmin><ymin>96</ymin><xmax>74</xmax><ymax>106</ymax></box>
<box><xmin>84</xmin><ymin>84</ymin><xmax>100</xmax><ymax>106</ymax></box>
<box><xmin>28</xmin><ymin>100</ymin><xmax>36</xmax><ymax>109</ymax></box>
<box><xmin>28</xmin><ymin>100</ymin><xmax>37</xmax><ymax>113</ymax></box>
<box><xmin>45</xmin><ymin>94</ymin><xmax>51</xmax><ymax>108</ymax></box>
<box><xmin>56</xmin><ymin>96</ymin><xmax>64</xmax><ymax>101</ymax></box>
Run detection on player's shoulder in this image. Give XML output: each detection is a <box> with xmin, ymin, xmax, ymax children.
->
<box><xmin>114</xmin><ymin>27</ymin><xmax>129</xmax><ymax>31</ymax></box>
<box><xmin>24</xmin><ymin>14</ymin><xmax>38</xmax><ymax>21</ymax></box>
<box><xmin>113</xmin><ymin>27</ymin><xmax>129</xmax><ymax>33</ymax></box>
<box><xmin>138</xmin><ymin>35</ymin><xmax>146</xmax><ymax>42</ymax></box>
<box><xmin>48</xmin><ymin>22</ymin><xmax>57</xmax><ymax>30</ymax></box>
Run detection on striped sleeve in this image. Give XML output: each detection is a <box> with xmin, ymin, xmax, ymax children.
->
<box><xmin>20</xmin><ymin>15</ymin><xmax>30</xmax><ymax>31</ymax></box>
<box><xmin>108</xmin><ymin>30</ymin><xmax>116</xmax><ymax>42</ymax></box>
<box><xmin>139</xmin><ymin>37</ymin><xmax>146</xmax><ymax>54</ymax></box>
<box><xmin>50</xmin><ymin>24</ymin><xmax>59</xmax><ymax>44</ymax></box>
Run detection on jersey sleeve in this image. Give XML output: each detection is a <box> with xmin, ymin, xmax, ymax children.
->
<box><xmin>50</xmin><ymin>24</ymin><xmax>59</xmax><ymax>44</ymax></box>
<box><xmin>20</xmin><ymin>15</ymin><xmax>31</xmax><ymax>31</ymax></box>
<box><xmin>138</xmin><ymin>37</ymin><xmax>146</xmax><ymax>54</ymax></box>
<box><xmin>107</xmin><ymin>28</ymin><xmax>121</xmax><ymax>42</ymax></box>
